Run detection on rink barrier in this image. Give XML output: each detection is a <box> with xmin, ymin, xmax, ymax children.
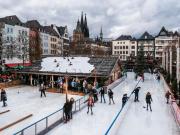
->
<box><xmin>104</xmin><ymin>78</ymin><xmax>142</xmax><ymax>135</ymax></box>
<box><xmin>0</xmin><ymin>114</ymin><xmax>33</xmax><ymax>131</ymax></box>
<box><xmin>0</xmin><ymin>110</ymin><xmax>10</xmax><ymax>115</ymax></box>
<box><xmin>13</xmin><ymin>77</ymin><xmax>126</xmax><ymax>135</ymax></box>
<box><xmin>160</xmin><ymin>74</ymin><xmax>180</xmax><ymax>127</ymax></box>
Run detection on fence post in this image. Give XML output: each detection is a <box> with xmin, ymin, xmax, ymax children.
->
<box><xmin>46</xmin><ymin>117</ymin><xmax>48</xmax><ymax>129</ymax></box>
<box><xmin>35</xmin><ymin>123</ymin><xmax>37</xmax><ymax>135</ymax></box>
<box><xmin>79</xmin><ymin>99</ymin><xmax>80</xmax><ymax>111</ymax></box>
<box><xmin>75</xmin><ymin>101</ymin><xmax>76</xmax><ymax>112</ymax></box>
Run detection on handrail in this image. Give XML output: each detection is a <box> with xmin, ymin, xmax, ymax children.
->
<box><xmin>104</xmin><ymin>78</ymin><xmax>142</xmax><ymax>135</ymax></box>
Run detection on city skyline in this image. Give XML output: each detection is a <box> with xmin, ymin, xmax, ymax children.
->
<box><xmin>0</xmin><ymin>0</ymin><xmax>180</xmax><ymax>38</ymax></box>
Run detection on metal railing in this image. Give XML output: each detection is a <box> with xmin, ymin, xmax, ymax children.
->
<box><xmin>13</xmin><ymin>94</ymin><xmax>90</xmax><ymax>135</ymax></box>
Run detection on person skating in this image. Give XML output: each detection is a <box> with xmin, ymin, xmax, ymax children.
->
<box><xmin>108</xmin><ymin>89</ymin><xmax>115</xmax><ymax>104</ymax></box>
<box><xmin>40</xmin><ymin>85</ymin><xmax>46</xmax><ymax>97</ymax></box>
<box><xmin>146</xmin><ymin>92</ymin><xmax>153</xmax><ymax>111</ymax></box>
<box><xmin>87</xmin><ymin>95</ymin><xmax>94</xmax><ymax>115</ymax></box>
<box><xmin>93</xmin><ymin>87</ymin><xmax>98</xmax><ymax>102</ymax></box>
<box><xmin>157</xmin><ymin>74</ymin><xmax>160</xmax><ymax>82</ymax></box>
<box><xmin>122</xmin><ymin>93</ymin><xmax>128</xmax><ymax>108</ymax></box>
<box><xmin>132</xmin><ymin>87</ymin><xmax>141</xmax><ymax>102</ymax></box>
<box><xmin>1</xmin><ymin>88</ymin><xmax>7</xmax><ymax>107</ymax></box>
<box><xmin>63</xmin><ymin>99</ymin><xmax>70</xmax><ymax>123</ymax></box>
<box><xmin>99</xmin><ymin>87</ymin><xmax>106</xmax><ymax>103</ymax></box>
<box><xmin>69</xmin><ymin>97</ymin><xmax>74</xmax><ymax>119</ymax></box>
<box><xmin>165</xmin><ymin>91</ymin><xmax>171</xmax><ymax>104</ymax></box>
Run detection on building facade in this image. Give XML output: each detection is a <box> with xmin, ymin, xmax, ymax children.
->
<box><xmin>112</xmin><ymin>35</ymin><xmax>137</xmax><ymax>61</ymax></box>
<box><xmin>0</xmin><ymin>15</ymin><xmax>30</xmax><ymax>66</ymax></box>
<box><xmin>137</xmin><ymin>31</ymin><xmax>155</xmax><ymax>60</ymax></box>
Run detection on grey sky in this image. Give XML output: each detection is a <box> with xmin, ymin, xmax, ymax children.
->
<box><xmin>0</xmin><ymin>0</ymin><xmax>180</xmax><ymax>38</ymax></box>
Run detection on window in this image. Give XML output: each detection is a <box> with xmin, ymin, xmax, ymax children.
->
<box><xmin>123</xmin><ymin>46</ymin><xmax>125</xmax><ymax>49</ymax></box>
<box><xmin>7</xmin><ymin>28</ymin><xmax>10</xmax><ymax>33</ymax></box>
<box><xmin>120</xmin><ymin>51</ymin><xmax>122</xmax><ymax>54</ymax></box>
<box><xmin>7</xmin><ymin>36</ymin><xmax>9</xmax><ymax>41</ymax></box>
<box><xmin>126</xmin><ymin>46</ymin><xmax>128</xmax><ymax>49</ymax></box>
<box><xmin>123</xmin><ymin>51</ymin><xmax>125</xmax><ymax>54</ymax></box>
<box><xmin>120</xmin><ymin>46</ymin><xmax>122</xmax><ymax>49</ymax></box>
<box><xmin>126</xmin><ymin>51</ymin><xmax>128</xmax><ymax>54</ymax></box>
<box><xmin>131</xmin><ymin>46</ymin><xmax>135</xmax><ymax>49</ymax></box>
<box><xmin>131</xmin><ymin>41</ymin><xmax>135</xmax><ymax>44</ymax></box>
<box><xmin>11</xmin><ymin>28</ymin><xmax>13</xmax><ymax>33</ymax></box>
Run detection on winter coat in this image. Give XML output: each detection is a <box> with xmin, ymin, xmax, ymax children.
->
<box><xmin>146</xmin><ymin>94</ymin><xmax>152</xmax><ymax>104</ymax></box>
<box><xmin>122</xmin><ymin>95</ymin><xmax>128</xmax><ymax>104</ymax></box>
<box><xmin>69</xmin><ymin>98</ymin><xmax>74</xmax><ymax>111</ymax></box>
<box><xmin>99</xmin><ymin>87</ymin><xmax>105</xmax><ymax>95</ymax></box>
<box><xmin>132</xmin><ymin>87</ymin><xmax>140</xmax><ymax>95</ymax></box>
<box><xmin>1</xmin><ymin>91</ymin><xmax>7</xmax><ymax>101</ymax></box>
<box><xmin>63</xmin><ymin>102</ymin><xmax>70</xmax><ymax>114</ymax></box>
<box><xmin>108</xmin><ymin>90</ymin><xmax>113</xmax><ymax>98</ymax></box>
<box><xmin>87</xmin><ymin>97</ymin><xmax>94</xmax><ymax>106</ymax></box>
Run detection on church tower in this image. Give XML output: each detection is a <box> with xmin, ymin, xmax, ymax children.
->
<box><xmin>100</xmin><ymin>26</ymin><xmax>103</xmax><ymax>41</ymax></box>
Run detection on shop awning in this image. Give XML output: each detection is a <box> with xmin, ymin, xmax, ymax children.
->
<box><xmin>5</xmin><ymin>63</ymin><xmax>32</xmax><ymax>68</ymax></box>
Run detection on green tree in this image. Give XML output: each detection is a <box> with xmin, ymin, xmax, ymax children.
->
<box><xmin>135</xmin><ymin>44</ymin><xmax>145</xmax><ymax>75</ymax></box>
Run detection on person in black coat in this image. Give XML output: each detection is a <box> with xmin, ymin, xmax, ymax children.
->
<box><xmin>122</xmin><ymin>93</ymin><xmax>128</xmax><ymax>108</ymax></box>
<box><xmin>69</xmin><ymin>97</ymin><xmax>74</xmax><ymax>119</ymax></box>
<box><xmin>108</xmin><ymin>89</ymin><xmax>115</xmax><ymax>104</ymax></box>
<box><xmin>99</xmin><ymin>87</ymin><xmax>106</xmax><ymax>103</ymax></box>
<box><xmin>93</xmin><ymin>87</ymin><xmax>98</xmax><ymax>102</ymax></box>
<box><xmin>146</xmin><ymin>92</ymin><xmax>153</xmax><ymax>111</ymax></box>
<box><xmin>132</xmin><ymin>87</ymin><xmax>141</xmax><ymax>102</ymax></box>
<box><xmin>1</xmin><ymin>89</ymin><xmax>7</xmax><ymax>107</ymax></box>
<box><xmin>63</xmin><ymin>99</ymin><xmax>70</xmax><ymax>123</ymax></box>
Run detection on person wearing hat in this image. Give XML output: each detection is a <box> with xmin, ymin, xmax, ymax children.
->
<box><xmin>132</xmin><ymin>87</ymin><xmax>141</xmax><ymax>102</ymax></box>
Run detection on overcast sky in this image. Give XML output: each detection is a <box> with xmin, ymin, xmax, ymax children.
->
<box><xmin>0</xmin><ymin>0</ymin><xmax>180</xmax><ymax>39</ymax></box>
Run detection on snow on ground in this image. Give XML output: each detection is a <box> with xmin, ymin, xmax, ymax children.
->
<box><xmin>0</xmin><ymin>86</ymin><xmax>81</xmax><ymax>135</ymax></box>
<box><xmin>40</xmin><ymin>57</ymin><xmax>95</xmax><ymax>73</ymax></box>
<box><xmin>47</xmin><ymin>72</ymin><xmax>179</xmax><ymax>135</ymax></box>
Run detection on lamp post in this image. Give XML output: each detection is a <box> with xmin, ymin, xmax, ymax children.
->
<box><xmin>65</xmin><ymin>75</ymin><xmax>69</xmax><ymax>102</ymax></box>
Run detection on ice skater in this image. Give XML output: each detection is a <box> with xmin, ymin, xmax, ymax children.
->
<box><xmin>87</xmin><ymin>95</ymin><xmax>94</xmax><ymax>115</ymax></box>
<box><xmin>132</xmin><ymin>87</ymin><xmax>141</xmax><ymax>102</ymax></box>
<box><xmin>1</xmin><ymin>88</ymin><xmax>7</xmax><ymax>107</ymax></box>
<box><xmin>69</xmin><ymin>97</ymin><xmax>74</xmax><ymax>119</ymax></box>
<box><xmin>40</xmin><ymin>85</ymin><xmax>46</xmax><ymax>97</ymax></box>
<box><xmin>146</xmin><ymin>92</ymin><xmax>153</xmax><ymax>111</ymax></box>
<box><xmin>157</xmin><ymin>74</ymin><xmax>160</xmax><ymax>82</ymax></box>
<box><xmin>122</xmin><ymin>93</ymin><xmax>128</xmax><ymax>108</ymax></box>
<box><xmin>99</xmin><ymin>87</ymin><xmax>106</xmax><ymax>103</ymax></box>
<box><xmin>93</xmin><ymin>87</ymin><xmax>98</xmax><ymax>102</ymax></box>
<box><xmin>165</xmin><ymin>91</ymin><xmax>171</xmax><ymax>104</ymax></box>
<box><xmin>63</xmin><ymin>99</ymin><xmax>70</xmax><ymax>123</ymax></box>
<box><xmin>108</xmin><ymin>89</ymin><xmax>115</xmax><ymax>104</ymax></box>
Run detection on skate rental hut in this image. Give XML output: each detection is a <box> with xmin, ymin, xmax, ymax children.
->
<box><xmin>16</xmin><ymin>56</ymin><xmax>121</xmax><ymax>93</ymax></box>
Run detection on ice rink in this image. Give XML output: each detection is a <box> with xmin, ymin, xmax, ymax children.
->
<box><xmin>0</xmin><ymin>86</ymin><xmax>80</xmax><ymax>135</ymax></box>
<box><xmin>47</xmin><ymin>72</ymin><xmax>180</xmax><ymax>135</ymax></box>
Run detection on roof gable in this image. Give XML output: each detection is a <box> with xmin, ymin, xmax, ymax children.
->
<box><xmin>139</xmin><ymin>31</ymin><xmax>154</xmax><ymax>40</ymax></box>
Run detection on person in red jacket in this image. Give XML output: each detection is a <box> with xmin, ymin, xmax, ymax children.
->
<box><xmin>87</xmin><ymin>95</ymin><xmax>94</xmax><ymax>115</ymax></box>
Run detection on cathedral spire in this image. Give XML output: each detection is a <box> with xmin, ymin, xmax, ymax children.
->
<box><xmin>80</xmin><ymin>11</ymin><xmax>84</xmax><ymax>31</ymax></box>
<box><xmin>100</xmin><ymin>26</ymin><xmax>103</xmax><ymax>41</ymax></box>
